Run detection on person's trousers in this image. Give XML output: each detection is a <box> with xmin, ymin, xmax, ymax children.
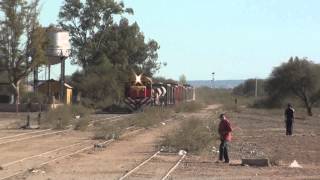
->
<box><xmin>219</xmin><ymin>139</ymin><xmax>229</xmax><ymax>163</ymax></box>
<box><xmin>286</xmin><ymin>119</ymin><xmax>293</xmax><ymax>135</ymax></box>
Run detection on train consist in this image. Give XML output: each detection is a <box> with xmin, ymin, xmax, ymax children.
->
<box><xmin>124</xmin><ymin>73</ymin><xmax>195</xmax><ymax>111</ymax></box>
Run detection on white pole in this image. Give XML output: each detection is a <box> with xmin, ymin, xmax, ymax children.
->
<box><xmin>192</xmin><ymin>87</ymin><xmax>196</xmax><ymax>101</ymax></box>
<box><xmin>255</xmin><ymin>78</ymin><xmax>258</xmax><ymax>97</ymax></box>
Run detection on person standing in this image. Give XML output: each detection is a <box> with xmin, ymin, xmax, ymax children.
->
<box><xmin>285</xmin><ymin>103</ymin><xmax>295</xmax><ymax>135</ymax></box>
<box><xmin>217</xmin><ymin>113</ymin><xmax>233</xmax><ymax>163</ymax></box>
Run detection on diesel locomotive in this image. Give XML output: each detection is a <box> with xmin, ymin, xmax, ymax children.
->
<box><xmin>124</xmin><ymin>73</ymin><xmax>195</xmax><ymax>111</ymax></box>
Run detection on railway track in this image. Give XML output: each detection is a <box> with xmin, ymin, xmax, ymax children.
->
<box><xmin>0</xmin><ymin>114</ymin><xmax>139</xmax><ymax>180</ymax></box>
<box><xmin>0</xmin><ymin>127</ymin><xmax>145</xmax><ymax>180</ymax></box>
<box><xmin>0</xmin><ymin>114</ymin><xmax>174</xmax><ymax>180</ymax></box>
<box><xmin>0</xmin><ymin>129</ymin><xmax>52</xmax><ymax>141</ymax></box>
<box><xmin>0</xmin><ymin>129</ymin><xmax>69</xmax><ymax>146</ymax></box>
<box><xmin>88</xmin><ymin>114</ymin><xmax>133</xmax><ymax>127</ymax></box>
<box><xmin>119</xmin><ymin>151</ymin><xmax>187</xmax><ymax>180</ymax></box>
<box><xmin>0</xmin><ymin>139</ymin><xmax>114</xmax><ymax>180</ymax></box>
<box><xmin>0</xmin><ymin>114</ymin><xmax>131</xmax><ymax>145</ymax></box>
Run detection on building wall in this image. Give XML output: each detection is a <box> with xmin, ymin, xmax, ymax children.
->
<box><xmin>38</xmin><ymin>81</ymin><xmax>72</xmax><ymax>104</ymax></box>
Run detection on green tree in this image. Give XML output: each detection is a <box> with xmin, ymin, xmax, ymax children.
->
<box><xmin>233</xmin><ymin>79</ymin><xmax>265</xmax><ymax>97</ymax></box>
<box><xmin>0</xmin><ymin>0</ymin><xmax>47</xmax><ymax>112</ymax></box>
<box><xmin>266</xmin><ymin>57</ymin><xmax>320</xmax><ymax>116</ymax></box>
<box><xmin>58</xmin><ymin>0</ymin><xmax>160</xmax><ymax>75</ymax></box>
<box><xmin>70</xmin><ymin>62</ymin><xmax>126</xmax><ymax>108</ymax></box>
<box><xmin>59</xmin><ymin>0</ymin><xmax>160</xmax><ymax>106</ymax></box>
<box><xmin>179</xmin><ymin>74</ymin><xmax>187</xmax><ymax>84</ymax></box>
<box><xmin>58</xmin><ymin>0</ymin><xmax>131</xmax><ymax>68</ymax></box>
<box><xmin>153</xmin><ymin>76</ymin><xmax>177</xmax><ymax>84</ymax></box>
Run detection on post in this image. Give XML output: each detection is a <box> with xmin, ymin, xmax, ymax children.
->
<box><xmin>48</xmin><ymin>65</ymin><xmax>51</xmax><ymax>103</ymax></box>
<box><xmin>212</xmin><ymin>72</ymin><xmax>215</xmax><ymax>89</ymax></box>
<box><xmin>33</xmin><ymin>67</ymin><xmax>38</xmax><ymax>92</ymax></box>
<box><xmin>255</xmin><ymin>78</ymin><xmax>258</xmax><ymax>97</ymax></box>
<box><xmin>60</xmin><ymin>55</ymin><xmax>65</xmax><ymax>103</ymax></box>
<box><xmin>192</xmin><ymin>87</ymin><xmax>196</xmax><ymax>101</ymax></box>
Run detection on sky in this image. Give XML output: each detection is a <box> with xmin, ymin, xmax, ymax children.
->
<box><xmin>39</xmin><ymin>0</ymin><xmax>320</xmax><ymax>80</ymax></box>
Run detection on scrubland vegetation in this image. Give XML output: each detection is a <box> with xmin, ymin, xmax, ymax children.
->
<box><xmin>41</xmin><ymin>105</ymin><xmax>91</xmax><ymax>130</ymax></box>
<box><xmin>94</xmin><ymin>107</ymin><xmax>175</xmax><ymax>140</ymax></box>
<box><xmin>160</xmin><ymin>117</ymin><xmax>218</xmax><ymax>153</ymax></box>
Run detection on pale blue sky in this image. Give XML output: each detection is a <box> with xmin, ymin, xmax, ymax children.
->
<box><xmin>39</xmin><ymin>0</ymin><xmax>320</xmax><ymax>80</ymax></box>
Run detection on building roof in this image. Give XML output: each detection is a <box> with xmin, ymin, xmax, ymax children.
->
<box><xmin>38</xmin><ymin>80</ymin><xmax>73</xmax><ymax>89</ymax></box>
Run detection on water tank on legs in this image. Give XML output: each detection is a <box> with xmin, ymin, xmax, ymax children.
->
<box><xmin>46</xmin><ymin>27</ymin><xmax>71</xmax><ymax>64</ymax></box>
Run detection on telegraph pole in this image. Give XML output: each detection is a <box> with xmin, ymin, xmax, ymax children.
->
<box><xmin>212</xmin><ymin>72</ymin><xmax>215</xmax><ymax>89</ymax></box>
<box><xmin>255</xmin><ymin>78</ymin><xmax>258</xmax><ymax>97</ymax></box>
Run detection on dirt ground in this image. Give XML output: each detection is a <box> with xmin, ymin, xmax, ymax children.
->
<box><xmin>0</xmin><ymin>105</ymin><xmax>319</xmax><ymax>180</ymax></box>
<box><xmin>172</xmin><ymin>107</ymin><xmax>320</xmax><ymax>180</ymax></box>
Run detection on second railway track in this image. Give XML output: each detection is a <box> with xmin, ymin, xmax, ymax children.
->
<box><xmin>0</xmin><ymin>114</ymin><xmax>131</xmax><ymax>145</ymax></box>
<box><xmin>119</xmin><ymin>151</ymin><xmax>187</xmax><ymax>180</ymax></box>
<box><xmin>0</xmin><ymin>114</ymin><xmax>138</xmax><ymax>180</ymax></box>
<box><xmin>0</xmin><ymin>139</ymin><xmax>114</xmax><ymax>180</ymax></box>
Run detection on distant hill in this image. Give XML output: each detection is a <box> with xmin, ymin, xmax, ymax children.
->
<box><xmin>188</xmin><ymin>80</ymin><xmax>244</xmax><ymax>89</ymax></box>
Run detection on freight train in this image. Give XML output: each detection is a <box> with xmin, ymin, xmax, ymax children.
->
<box><xmin>124</xmin><ymin>73</ymin><xmax>195</xmax><ymax>111</ymax></box>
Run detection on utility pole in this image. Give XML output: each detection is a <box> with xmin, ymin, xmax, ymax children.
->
<box><xmin>255</xmin><ymin>78</ymin><xmax>258</xmax><ymax>97</ymax></box>
<box><xmin>212</xmin><ymin>72</ymin><xmax>215</xmax><ymax>89</ymax></box>
<box><xmin>60</xmin><ymin>50</ymin><xmax>66</xmax><ymax>103</ymax></box>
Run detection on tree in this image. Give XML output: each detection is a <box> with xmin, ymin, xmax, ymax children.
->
<box><xmin>266</xmin><ymin>57</ymin><xmax>320</xmax><ymax>116</ymax></box>
<box><xmin>58</xmin><ymin>0</ymin><xmax>160</xmax><ymax>75</ymax></box>
<box><xmin>70</xmin><ymin>62</ymin><xmax>127</xmax><ymax>108</ymax></box>
<box><xmin>233</xmin><ymin>79</ymin><xmax>265</xmax><ymax>97</ymax></box>
<box><xmin>59</xmin><ymin>0</ymin><xmax>160</xmax><ymax>106</ymax></box>
<box><xmin>0</xmin><ymin>0</ymin><xmax>47</xmax><ymax>112</ymax></box>
<box><xmin>179</xmin><ymin>74</ymin><xmax>187</xmax><ymax>84</ymax></box>
<box><xmin>153</xmin><ymin>76</ymin><xmax>177</xmax><ymax>84</ymax></box>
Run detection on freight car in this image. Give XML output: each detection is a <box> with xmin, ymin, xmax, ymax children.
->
<box><xmin>124</xmin><ymin>73</ymin><xmax>195</xmax><ymax>111</ymax></box>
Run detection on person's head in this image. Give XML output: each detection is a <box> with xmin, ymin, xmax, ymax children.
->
<box><xmin>287</xmin><ymin>103</ymin><xmax>292</xmax><ymax>108</ymax></box>
<box><xmin>219</xmin><ymin>113</ymin><xmax>225</xmax><ymax>120</ymax></box>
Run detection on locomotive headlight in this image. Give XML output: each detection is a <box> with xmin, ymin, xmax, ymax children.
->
<box><xmin>135</xmin><ymin>74</ymin><xmax>142</xmax><ymax>85</ymax></box>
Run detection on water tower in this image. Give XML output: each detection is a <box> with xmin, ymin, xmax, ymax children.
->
<box><xmin>34</xmin><ymin>26</ymin><xmax>71</xmax><ymax>103</ymax></box>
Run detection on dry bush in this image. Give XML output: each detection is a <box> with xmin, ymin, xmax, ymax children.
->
<box><xmin>196</xmin><ymin>87</ymin><xmax>256</xmax><ymax>111</ymax></box>
<box><xmin>71</xmin><ymin>104</ymin><xmax>92</xmax><ymax>118</ymax></box>
<box><xmin>160</xmin><ymin>117</ymin><xmax>218</xmax><ymax>153</ymax></box>
<box><xmin>93</xmin><ymin>107</ymin><xmax>173</xmax><ymax>140</ymax></box>
<box><xmin>42</xmin><ymin>106</ymin><xmax>73</xmax><ymax>129</ymax></box>
<box><xmin>93</xmin><ymin>120</ymin><xmax>130</xmax><ymax>140</ymax></box>
<box><xmin>130</xmin><ymin>107</ymin><xmax>173</xmax><ymax>128</ymax></box>
<box><xmin>72</xmin><ymin>105</ymin><xmax>92</xmax><ymax>131</ymax></box>
<box><xmin>73</xmin><ymin>117</ymin><xmax>90</xmax><ymax>131</ymax></box>
<box><xmin>174</xmin><ymin>101</ymin><xmax>205</xmax><ymax>113</ymax></box>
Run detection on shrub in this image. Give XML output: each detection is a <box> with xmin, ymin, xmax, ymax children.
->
<box><xmin>160</xmin><ymin>117</ymin><xmax>217</xmax><ymax>153</ymax></box>
<box><xmin>42</xmin><ymin>105</ymin><xmax>72</xmax><ymax>129</ymax></box>
<box><xmin>92</xmin><ymin>107</ymin><xmax>173</xmax><ymax>140</ymax></box>
<box><xmin>69</xmin><ymin>105</ymin><xmax>92</xmax><ymax>131</ymax></box>
<box><xmin>174</xmin><ymin>101</ymin><xmax>205</xmax><ymax>113</ymax></box>
<box><xmin>73</xmin><ymin>117</ymin><xmax>90</xmax><ymax>131</ymax></box>
<box><xmin>196</xmin><ymin>87</ymin><xmax>257</xmax><ymax>111</ymax></box>
<box><xmin>93</xmin><ymin>120</ymin><xmax>130</xmax><ymax>140</ymax></box>
<box><xmin>130</xmin><ymin>107</ymin><xmax>173</xmax><ymax>128</ymax></box>
<box><xmin>71</xmin><ymin>104</ymin><xmax>92</xmax><ymax>118</ymax></box>
<box><xmin>21</xmin><ymin>92</ymin><xmax>46</xmax><ymax>104</ymax></box>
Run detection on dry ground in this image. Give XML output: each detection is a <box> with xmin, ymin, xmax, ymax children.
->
<box><xmin>172</xmin><ymin>107</ymin><xmax>320</xmax><ymax>180</ymax></box>
<box><xmin>0</xmin><ymin>105</ymin><xmax>319</xmax><ymax>180</ymax></box>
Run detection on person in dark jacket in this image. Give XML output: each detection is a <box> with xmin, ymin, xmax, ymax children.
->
<box><xmin>285</xmin><ymin>103</ymin><xmax>295</xmax><ymax>135</ymax></box>
<box><xmin>217</xmin><ymin>113</ymin><xmax>233</xmax><ymax>163</ymax></box>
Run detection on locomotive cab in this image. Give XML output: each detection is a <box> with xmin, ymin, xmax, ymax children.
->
<box><xmin>124</xmin><ymin>73</ymin><xmax>153</xmax><ymax>111</ymax></box>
